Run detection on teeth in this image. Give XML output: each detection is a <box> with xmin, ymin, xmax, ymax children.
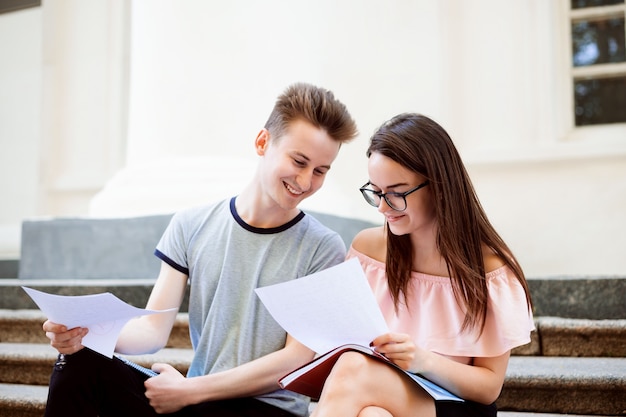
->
<box><xmin>285</xmin><ymin>183</ymin><xmax>303</xmax><ymax>195</ymax></box>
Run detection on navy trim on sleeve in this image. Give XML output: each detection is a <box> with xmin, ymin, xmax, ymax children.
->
<box><xmin>154</xmin><ymin>249</ymin><xmax>189</xmax><ymax>275</ymax></box>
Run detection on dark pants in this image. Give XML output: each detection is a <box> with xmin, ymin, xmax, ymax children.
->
<box><xmin>44</xmin><ymin>348</ymin><xmax>297</xmax><ymax>417</ymax></box>
<box><xmin>435</xmin><ymin>399</ymin><xmax>497</xmax><ymax>417</ymax></box>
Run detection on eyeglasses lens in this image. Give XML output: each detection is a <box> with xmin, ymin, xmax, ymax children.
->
<box><xmin>361</xmin><ymin>190</ymin><xmax>405</xmax><ymax>211</ymax></box>
<box><xmin>361</xmin><ymin>190</ymin><xmax>379</xmax><ymax>207</ymax></box>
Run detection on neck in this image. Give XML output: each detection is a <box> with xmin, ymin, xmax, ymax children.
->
<box><xmin>409</xmin><ymin>223</ymin><xmax>448</xmax><ymax>276</ymax></box>
<box><xmin>235</xmin><ymin>183</ymin><xmax>301</xmax><ymax>228</ymax></box>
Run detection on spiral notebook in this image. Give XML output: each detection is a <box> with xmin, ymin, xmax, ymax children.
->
<box><xmin>115</xmin><ymin>355</ymin><xmax>159</xmax><ymax>378</ymax></box>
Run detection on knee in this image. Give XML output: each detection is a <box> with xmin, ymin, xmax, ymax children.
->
<box><xmin>324</xmin><ymin>351</ymin><xmax>372</xmax><ymax>389</ymax></box>
<box><xmin>332</xmin><ymin>351</ymin><xmax>371</xmax><ymax>376</ymax></box>
<box><xmin>358</xmin><ymin>406</ymin><xmax>393</xmax><ymax>417</ymax></box>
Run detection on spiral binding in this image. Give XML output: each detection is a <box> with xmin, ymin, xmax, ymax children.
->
<box><xmin>115</xmin><ymin>355</ymin><xmax>159</xmax><ymax>378</ymax></box>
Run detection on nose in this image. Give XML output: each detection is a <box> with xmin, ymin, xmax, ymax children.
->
<box><xmin>295</xmin><ymin>170</ymin><xmax>313</xmax><ymax>192</ymax></box>
<box><xmin>377</xmin><ymin>196</ymin><xmax>392</xmax><ymax>213</ymax></box>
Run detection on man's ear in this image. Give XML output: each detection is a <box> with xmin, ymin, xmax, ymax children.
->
<box><xmin>255</xmin><ymin>129</ymin><xmax>270</xmax><ymax>156</ymax></box>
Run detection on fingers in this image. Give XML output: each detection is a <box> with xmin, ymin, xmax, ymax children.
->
<box><xmin>370</xmin><ymin>333</ymin><xmax>416</xmax><ymax>371</ymax></box>
<box><xmin>150</xmin><ymin>362</ymin><xmax>178</xmax><ymax>375</ymax></box>
<box><xmin>42</xmin><ymin>320</ymin><xmax>67</xmax><ymax>333</ymax></box>
<box><xmin>371</xmin><ymin>332</ymin><xmax>409</xmax><ymax>348</ymax></box>
<box><xmin>43</xmin><ymin>320</ymin><xmax>88</xmax><ymax>354</ymax></box>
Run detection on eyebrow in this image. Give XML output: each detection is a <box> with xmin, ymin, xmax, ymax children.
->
<box><xmin>368</xmin><ymin>181</ymin><xmax>410</xmax><ymax>190</ymax></box>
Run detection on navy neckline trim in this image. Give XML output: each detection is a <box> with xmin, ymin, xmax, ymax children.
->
<box><xmin>229</xmin><ymin>196</ymin><xmax>305</xmax><ymax>234</ymax></box>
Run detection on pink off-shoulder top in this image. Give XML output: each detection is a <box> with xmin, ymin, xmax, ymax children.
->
<box><xmin>347</xmin><ymin>247</ymin><xmax>534</xmax><ymax>363</ymax></box>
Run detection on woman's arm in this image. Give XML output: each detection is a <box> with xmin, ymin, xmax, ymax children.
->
<box><xmin>373</xmin><ymin>332</ymin><xmax>509</xmax><ymax>404</ymax></box>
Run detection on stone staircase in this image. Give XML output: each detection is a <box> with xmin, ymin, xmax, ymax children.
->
<box><xmin>0</xmin><ymin>214</ymin><xmax>624</xmax><ymax>416</ymax></box>
<box><xmin>0</xmin><ymin>303</ymin><xmax>624</xmax><ymax>416</ymax></box>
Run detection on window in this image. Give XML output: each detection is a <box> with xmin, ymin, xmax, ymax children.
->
<box><xmin>0</xmin><ymin>0</ymin><xmax>40</xmax><ymax>14</ymax></box>
<box><xmin>570</xmin><ymin>0</ymin><xmax>626</xmax><ymax>126</ymax></box>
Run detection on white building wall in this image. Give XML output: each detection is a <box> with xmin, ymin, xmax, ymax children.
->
<box><xmin>0</xmin><ymin>6</ymin><xmax>42</xmax><ymax>259</ymax></box>
<box><xmin>1</xmin><ymin>0</ymin><xmax>625</xmax><ymax>277</ymax></box>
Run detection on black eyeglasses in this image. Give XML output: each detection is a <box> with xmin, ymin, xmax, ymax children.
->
<box><xmin>359</xmin><ymin>180</ymin><xmax>430</xmax><ymax>211</ymax></box>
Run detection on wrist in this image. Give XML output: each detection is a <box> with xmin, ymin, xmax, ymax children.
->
<box><xmin>409</xmin><ymin>349</ymin><xmax>433</xmax><ymax>375</ymax></box>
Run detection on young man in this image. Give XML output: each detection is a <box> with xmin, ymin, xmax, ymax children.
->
<box><xmin>42</xmin><ymin>82</ymin><xmax>358</xmax><ymax>417</ymax></box>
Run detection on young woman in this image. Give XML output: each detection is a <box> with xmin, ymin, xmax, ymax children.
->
<box><xmin>310</xmin><ymin>113</ymin><xmax>534</xmax><ymax>417</ymax></box>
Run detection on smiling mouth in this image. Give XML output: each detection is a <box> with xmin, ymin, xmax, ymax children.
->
<box><xmin>285</xmin><ymin>182</ymin><xmax>304</xmax><ymax>195</ymax></box>
<box><xmin>386</xmin><ymin>213</ymin><xmax>404</xmax><ymax>222</ymax></box>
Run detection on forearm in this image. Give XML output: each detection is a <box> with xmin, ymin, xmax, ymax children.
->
<box><xmin>183</xmin><ymin>339</ymin><xmax>314</xmax><ymax>404</ymax></box>
<box><xmin>115</xmin><ymin>310</ymin><xmax>179</xmax><ymax>355</ymax></box>
<box><xmin>417</xmin><ymin>351</ymin><xmax>509</xmax><ymax>404</ymax></box>
<box><xmin>116</xmin><ymin>262</ymin><xmax>187</xmax><ymax>355</ymax></box>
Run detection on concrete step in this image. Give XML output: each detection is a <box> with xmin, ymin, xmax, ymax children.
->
<box><xmin>499</xmin><ymin>356</ymin><xmax>626</xmax><ymax>415</ymax></box>
<box><xmin>0</xmin><ymin>309</ymin><xmax>192</xmax><ymax>349</ymax></box>
<box><xmin>0</xmin><ymin>381</ymin><xmax>615</xmax><ymax>417</ymax></box>
<box><xmin>2</xmin><ymin>309</ymin><xmax>625</xmax><ymax>357</ymax></box>
<box><xmin>0</xmin><ymin>383</ymin><xmax>48</xmax><ymax>417</ymax></box>
<box><xmin>0</xmin><ymin>342</ymin><xmax>624</xmax><ymax>415</ymax></box>
<box><xmin>0</xmin><ymin>343</ymin><xmax>194</xmax><ymax>386</ymax></box>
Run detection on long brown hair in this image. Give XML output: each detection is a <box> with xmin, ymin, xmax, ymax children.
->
<box><xmin>367</xmin><ymin>113</ymin><xmax>532</xmax><ymax>334</ymax></box>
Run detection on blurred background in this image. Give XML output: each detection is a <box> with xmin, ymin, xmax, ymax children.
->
<box><xmin>1</xmin><ymin>0</ymin><xmax>625</xmax><ymax>278</ymax></box>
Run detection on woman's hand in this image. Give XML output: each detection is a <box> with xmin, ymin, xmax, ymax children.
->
<box><xmin>371</xmin><ymin>332</ymin><xmax>422</xmax><ymax>372</ymax></box>
<box><xmin>42</xmin><ymin>320</ymin><xmax>88</xmax><ymax>354</ymax></box>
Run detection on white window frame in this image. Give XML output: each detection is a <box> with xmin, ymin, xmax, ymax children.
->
<box><xmin>558</xmin><ymin>0</ymin><xmax>626</xmax><ymax>149</ymax></box>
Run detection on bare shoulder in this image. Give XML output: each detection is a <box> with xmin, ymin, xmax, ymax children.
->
<box><xmin>482</xmin><ymin>245</ymin><xmax>506</xmax><ymax>272</ymax></box>
<box><xmin>351</xmin><ymin>226</ymin><xmax>386</xmax><ymax>262</ymax></box>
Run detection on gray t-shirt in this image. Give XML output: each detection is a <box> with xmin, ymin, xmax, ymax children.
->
<box><xmin>155</xmin><ymin>197</ymin><xmax>346</xmax><ymax>416</ymax></box>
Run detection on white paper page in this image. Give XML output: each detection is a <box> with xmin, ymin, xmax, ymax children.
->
<box><xmin>255</xmin><ymin>258</ymin><xmax>389</xmax><ymax>354</ymax></box>
<box><xmin>22</xmin><ymin>287</ymin><xmax>176</xmax><ymax>358</ymax></box>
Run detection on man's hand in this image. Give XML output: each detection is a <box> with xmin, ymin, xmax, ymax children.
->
<box><xmin>42</xmin><ymin>320</ymin><xmax>88</xmax><ymax>354</ymax></box>
<box><xmin>144</xmin><ymin>363</ymin><xmax>190</xmax><ymax>414</ymax></box>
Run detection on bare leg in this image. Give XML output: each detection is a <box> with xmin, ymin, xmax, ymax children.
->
<box><xmin>310</xmin><ymin>352</ymin><xmax>436</xmax><ymax>417</ymax></box>
<box><xmin>358</xmin><ymin>406</ymin><xmax>393</xmax><ymax>417</ymax></box>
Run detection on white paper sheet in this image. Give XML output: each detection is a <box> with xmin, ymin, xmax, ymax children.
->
<box><xmin>255</xmin><ymin>258</ymin><xmax>389</xmax><ymax>354</ymax></box>
<box><xmin>22</xmin><ymin>287</ymin><xmax>176</xmax><ymax>358</ymax></box>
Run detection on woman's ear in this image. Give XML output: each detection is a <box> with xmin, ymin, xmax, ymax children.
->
<box><xmin>255</xmin><ymin>129</ymin><xmax>270</xmax><ymax>156</ymax></box>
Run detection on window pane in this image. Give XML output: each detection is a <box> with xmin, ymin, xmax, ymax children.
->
<box><xmin>0</xmin><ymin>0</ymin><xmax>40</xmax><ymax>14</ymax></box>
<box><xmin>574</xmin><ymin>76</ymin><xmax>626</xmax><ymax>125</ymax></box>
<box><xmin>572</xmin><ymin>17</ymin><xmax>626</xmax><ymax>66</ymax></box>
<box><xmin>571</xmin><ymin>0</ymin><xmax>624</xmax><ymax>9</ymax></box>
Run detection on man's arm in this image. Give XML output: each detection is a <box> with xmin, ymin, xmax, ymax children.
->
<box><xmin>115</xmin><ymin>262</ymin><xmax>188</xmax><ymax>354</ymax></box>
<box><xmin>144</xmin><ymin>334</ymin><xmax>315</xmax><ymax>414</ymax></box>
<box><xmin>42</xmin><ymin>261</ymin><xmax>186</xmax><ymax>355</ymax></box>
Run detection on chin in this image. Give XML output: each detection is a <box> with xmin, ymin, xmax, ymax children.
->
<box><xmin>279</xmin><ymin>196</ymin><xmax>302</xmax><ymax>211</ymax></box>
<box><xmin>386</xmin><ymin>223</ymin><xmax>411</xmax><ymax>237</ymax></box>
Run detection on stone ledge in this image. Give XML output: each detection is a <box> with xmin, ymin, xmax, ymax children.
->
<box><xmin>17</xmin><ymin>212</ymin><xmax>376</xmax><ymax>280</ymax></box>
<box><xmin>0</xmin><ymin>383</ymin><xmax>48</xmax><ymax>417</ymax></box>
<box><xmin>2</xmin><ymin>343</ymin><xmax>624</xmax><ymax>415</ymax></box>
<box><xmin>0</xmin><ymin>309</ymin><xmax>191</xmax><ymax>348</ymax></box>
<box><xmin>2</xmin><ymin>277</ymin><xmax>625</xmax><ymax>320</ymax></box>
<box><xmin>537</xmin><ymin>316</ymin><xmax>626</xmax><ymax>357</ymax></box>
<box><xmin>13</xmin><ymin>215</ymin><xmax>626</xmax><ymax>319</ymax></box>
<box><xmin>0</xmin><ymin>383</ymin><xmax>617</xmax><ymax>417</ymax></box>
<box><xmin>499</xmin><ymin>356</ymin><xmax>626</xmax><ymax>415</ymax></box>
<box><xmin>0</xmin><ymin>343</ymin><xmax>194</xmax><ymax>386</ymax></box>
<box><xmin>527</xmin><ymin>276</ymin><xmax>626</xmax><ymax>319</ymax></box>
<box><xmin>2</xmin><ymin>310</ymin><xmax>624</xmax><ymax>357</ymax></box>
<box><xmin>0</xmin><ymin>279</ymin><xmax>190</xmax><ymax>311</ymax></box>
